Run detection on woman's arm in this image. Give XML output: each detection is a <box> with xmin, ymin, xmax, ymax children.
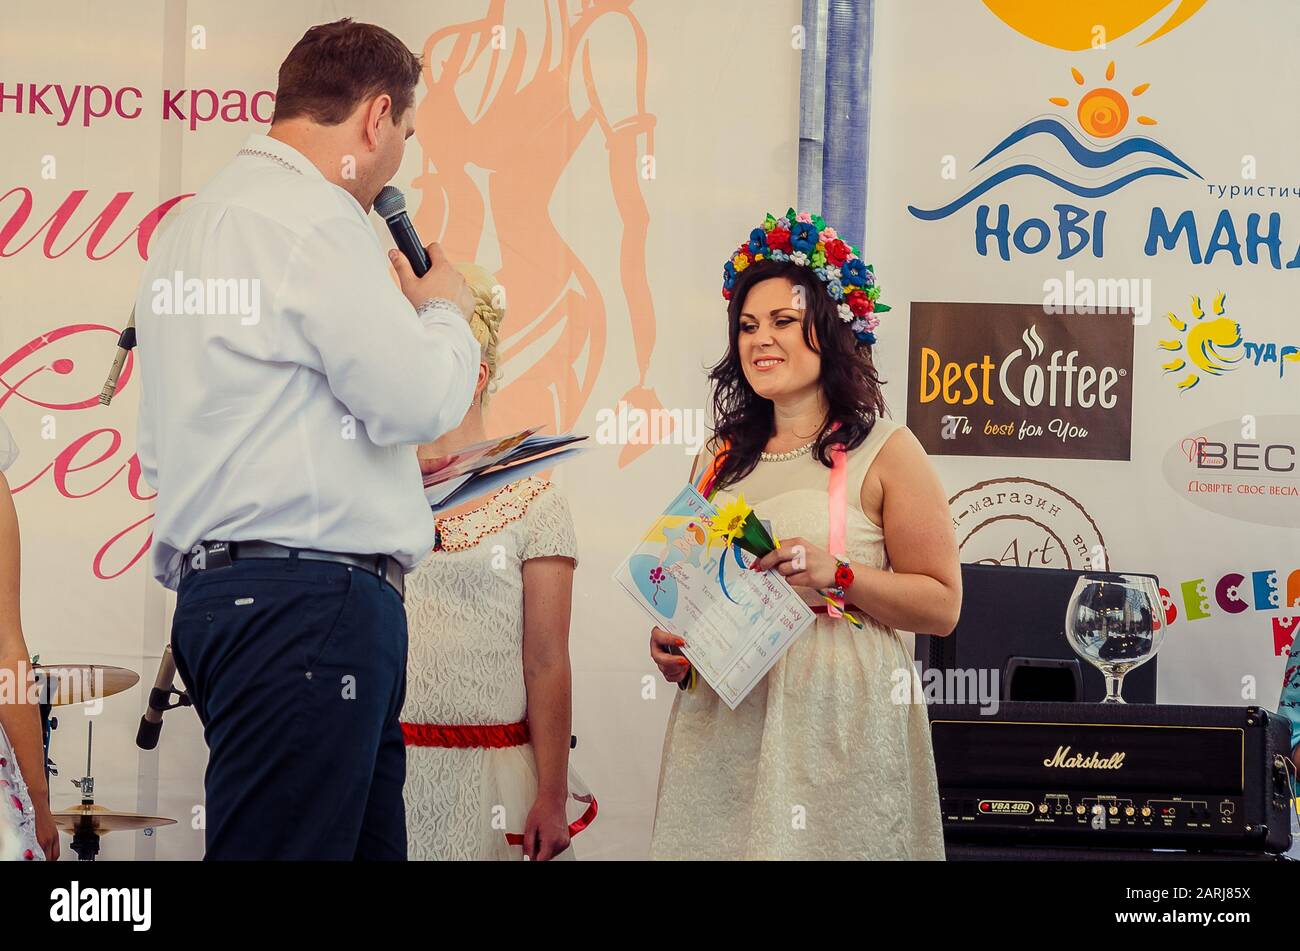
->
<box><xmin>0</xmin><ymin>470</ymin><xmax>59</xmax><ymax>859</ymax></box>
<box><xmin>853</xmin><ymin>427</ymin><xmax>962</xmax><ymax>635</ymax></box>
<box><xmin>520</xmin><ymin>554</ymin><xmax>575</xmax><ymax>860</ymax></box>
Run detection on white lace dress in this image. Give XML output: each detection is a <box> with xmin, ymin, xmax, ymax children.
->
<box><xmin>401</xmin><ymin>476</ymin><xmax>585</xmax><ymax>860</ymax></box>
<box><xmin>651</xmin><ymin>419</ymin><xmax>946</xmax><ymax>860</ymax></box>
<box><xmin>0</xmin><ymin>417</ymin><xmax>45</xmax><ymax>861</ymax></box>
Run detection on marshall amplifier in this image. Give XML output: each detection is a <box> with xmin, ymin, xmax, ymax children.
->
<box><xmin>930</xmin><ymin>701</ymin><xmax>1294</xmax><ymax>853</ymax></box>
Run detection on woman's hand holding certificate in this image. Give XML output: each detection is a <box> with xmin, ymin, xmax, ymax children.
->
<box><xmin>614</xmin><ymin>485</ymin><xmax>814</xmax><ymax>710</ymax></box>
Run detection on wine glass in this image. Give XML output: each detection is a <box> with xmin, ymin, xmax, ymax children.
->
<box><xmin>1065</xmin><ymin>574</ymin><xmax>1165</xmax><ymax>703</ymax></box>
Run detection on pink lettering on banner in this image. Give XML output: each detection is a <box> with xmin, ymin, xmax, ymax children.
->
<box><xmin>82</xmin><ymin>84</ymin><xmax>113</xmax><ymax>127</ymax></box>
<box><xmin>161</xmin><ymin>87</ymin><xmax>186</xmax><ymax>121</ymax></box>
<box><xmin>161</xmin><ymin>87</ymin><xmax>274</xmax><ymax>129</ymax></box>
<box><xmin>2</xmin><ymin>325</ymin><xmax>155</xmax><ymax>579</ymax></box>
<box><xmin>0</xmin><ymin>82</ymin><xmax>270</xmax><ymax>127</ymax></box>
<box><xmin>114</xmin><ymin>86</ymin><xmax>143</xmax><ymax>120</ymax></box>
<box><xmin>250</xmin><ymin>90</ymin><xmax>275</xmax><ymax>124</ymax></box>
<box><xmin>53</xmin><ymin>83</ymin><xmax>79</xmax><ymax>127</ymax></box>
<box><xmin>0</xmin><ymin>187</ymin><xmax>191</xmax><ymax>261</ymax></box>
<box><xmin>187</xmin><ymin>88</ymin><xmax>218</xmax><ymax>131</ymax></box>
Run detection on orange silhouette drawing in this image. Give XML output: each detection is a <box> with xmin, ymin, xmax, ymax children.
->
<box><xmin>413</xmin><ymin>0</ymin><xmax>665</xmax><ymax>466</ymax></box>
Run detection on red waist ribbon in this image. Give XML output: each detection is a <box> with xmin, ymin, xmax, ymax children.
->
<box><xmin>401</xmin><ymin>718</ymin><xmax>598</xmax><ymax>847</ymax></box>
<box><xmin>401</xmin><ymin>720</ymin><xmax>530</xmax><ymax>748</ymax></box>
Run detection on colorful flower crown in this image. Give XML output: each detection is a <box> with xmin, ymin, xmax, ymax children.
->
<box><xmin>721</xmin><ymin>208</ymin><xmax>890</xmax><ymax>345</ymax></box>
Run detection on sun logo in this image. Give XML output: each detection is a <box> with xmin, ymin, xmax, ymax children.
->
<box><xmin>1049</xmin><ymin>62</ymin><xmax>1156</xmax><ymax>138</ymax></box>
<box><xmin>1157</xmin><ymin>292</ymin><xmax>1243</xmax><ymax>392</ymax></box>
<box><xmin>984</xmin><ymin>0</ymin><xmax>1208</xmax><ymax>51</ymax></box>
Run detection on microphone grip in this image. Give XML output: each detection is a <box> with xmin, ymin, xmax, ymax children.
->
<box><xmin>137</xmin><ymin>645</ymin><xmax>177</xmax><ymax>751</ymax></box>
<box><xmin>136</xmin><ymin>715</ymin><xmax>163</xmax><ymax>751</ymax></box>
<box><xmin>100</xmin><ymin>310</ymin><xmax>137</xmax><ymax>406</ymax></box>
<box><xmin>387</xmin><ymin>213</ymin><xmax>431</xmax><ymax>277</ymax></box>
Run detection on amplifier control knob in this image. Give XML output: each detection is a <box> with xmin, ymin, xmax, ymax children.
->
<box><xmin>1141</xmin><ymin>807</ymin><xmax>1151</xmax><ymax>817</ymax></box>
<box><xmin>1108</xmin><ymin>806</ymin><xmax>1118</xmax><ymax>816</ymax></box>
<box><xmin>1125</xmin><ymin>807</ymin><xmax>1135</xmax><ymax>816</ymax></box>
<box><xmin>1038</xmin><ymin>804</ymin><xmax>1047</xmax><ymax>813</ymax></box>
<box><xmin>1076</xmin><ymin>805</ymin><xmax>1086</xmax><ymax>814</ymax></box>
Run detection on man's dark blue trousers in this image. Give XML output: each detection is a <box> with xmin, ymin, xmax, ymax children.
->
<box><xmin>171</xmin><ymin>556</ymin><xmax>408</xmax><ymax>860</ymax></box>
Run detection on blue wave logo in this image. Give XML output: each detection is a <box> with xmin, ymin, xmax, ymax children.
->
<box><xmin>908</xmin><ymin>117</ymin><xmax>1201</xmax><ymax>221</ymax></box>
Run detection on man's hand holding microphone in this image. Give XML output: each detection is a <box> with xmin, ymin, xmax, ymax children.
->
<box><xmin>390</xmin><ymin>241</ymin><xmax>476</xmax><ymax>320</ymax></box>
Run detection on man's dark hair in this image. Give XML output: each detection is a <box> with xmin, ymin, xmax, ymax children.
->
<box><xmin>272</xmin><ymin>18</ymin><xmax>421</xmax><ymax>126</ymax></box>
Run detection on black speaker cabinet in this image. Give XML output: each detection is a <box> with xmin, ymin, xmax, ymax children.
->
<box><xmin>916</xmin><ymin>564</ymin><xmax>1159</xmax><ymax>704</ymax></box>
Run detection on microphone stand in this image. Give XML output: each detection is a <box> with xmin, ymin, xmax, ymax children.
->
<box><xmin>99</xmin><ymin>307</ymin><xmax>137</xmax><ymax>406</ymax></box>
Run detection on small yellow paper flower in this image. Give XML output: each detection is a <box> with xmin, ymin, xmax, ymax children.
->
<box><xmin>709</xmin><ymin>495</ymin><xmax>752</xmax><ymax>549</ymax></box>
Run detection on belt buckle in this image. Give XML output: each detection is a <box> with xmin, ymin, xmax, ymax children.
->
<box><xmin>204</xmin><ymin>541</ymin><xmax>234</xmax><ymax>569</ymax></box>
<box><xmin>188</xmin><ymin>541</ymin><xmax>233</xmax><ymax>573</ymax></box>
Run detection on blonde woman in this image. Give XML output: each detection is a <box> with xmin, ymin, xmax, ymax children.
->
<box><xmin>401</xmin><ymin>264</ymin><xmax>590</xmax><ymax>860</ymax></box>
<box><xmin>0</xmin><ymin>417</ymin><xmax>59</xmax><ymax>860</ymax></box>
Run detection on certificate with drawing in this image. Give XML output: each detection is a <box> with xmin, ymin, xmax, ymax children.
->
<box><xmin>613</xmin><ymin>484</ymin><xmax>815</xmax><ymax>710</ymax></box>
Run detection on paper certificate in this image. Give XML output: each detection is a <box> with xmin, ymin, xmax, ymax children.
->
<box><xmin>613</xmin><ymin>484</ymin><xmax>815</xmax><ymax>710</ymax></box>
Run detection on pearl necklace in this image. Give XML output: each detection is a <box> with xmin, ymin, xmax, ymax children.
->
<box><xmin>759</xmin><ymin>438</ymin><xmax>817</xmax><ymax>462</ymax></box>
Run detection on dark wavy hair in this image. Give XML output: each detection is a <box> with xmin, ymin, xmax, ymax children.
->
<box><xmin>707</xmin><ymin>258</ymin><xmax>887</xmax><ymax>491</ymax></box>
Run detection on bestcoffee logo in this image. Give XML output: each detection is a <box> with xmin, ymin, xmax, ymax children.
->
<box><xmin>909</xmin><ymin>302</ymin><xmax>1133</xmax><ymax>459</ymax></box>
<box><xmin>918</xmin><ymin>325</ymin><xmax>1122</xmax><ymax>410</ymax></box>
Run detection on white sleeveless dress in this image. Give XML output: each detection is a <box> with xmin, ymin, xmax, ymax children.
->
<box><xmin>650</xmin><ymin>418</ymin><xmax>946</xmax><ymax>860</ymax></box>
<box><xmin>0</xmin><ymin>417</ymin><xmax>45</xmax><ymax>861</ymax></box>
<box><xmin>401</xmin><ymin>476</ymin><xmax>588</xmax><ymax>860</ymax></box>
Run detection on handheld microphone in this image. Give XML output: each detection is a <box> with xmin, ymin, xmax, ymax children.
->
<box><xmin>99</xmin><ymin>307</ymin><xmax>137</xmax><ymax>406</ymax></box>
<box><xmin>136</xmin><ymin>644</ymin><xmax>191</xmax><ymax>750</ymax></box>
<box><xmin>374</xmin><ymin>186</ymin><xmax>430</xmax><ymax>277</ymax></box>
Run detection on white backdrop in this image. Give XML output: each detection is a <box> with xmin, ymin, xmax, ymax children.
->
<box><xmin>0</xmin><ymin>0</ymin><xmax>800</xmax><ymax>860</ymax></box>
<box><xmin>7</xmin><ymin>0</ymin><xmax>1295</xmax><ymax>863</ymax></box>
<box><xmin>868</xmin><ymin>0</ymin><xmax>1300</xmax><ymax>711</ymax></box>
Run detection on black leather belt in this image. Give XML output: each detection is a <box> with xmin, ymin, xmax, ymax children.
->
<box><xmin>182</xmin><ymin>540</ymin><xmax>405</xmax><ymax>601</ymax></box>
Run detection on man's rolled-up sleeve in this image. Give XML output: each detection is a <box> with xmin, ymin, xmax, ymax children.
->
<box><xmin>279</xmin><ymin>216</ymin><xmax>481</xmax><ymax>446</ymax></box>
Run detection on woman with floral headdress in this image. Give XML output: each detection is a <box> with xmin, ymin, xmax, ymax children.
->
<box><xmin>649</xmin><ymin>210</ymin><xmax>960</xmax><ymax>860</ymax></box>
<box><xmin>400</xmin><ymin>264</ymin><xmax>593</xmax><ymax>860</ymax></box>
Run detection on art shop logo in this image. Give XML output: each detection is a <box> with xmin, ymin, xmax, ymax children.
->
<box><xmin>49</xmin><ymin>881</ymin><xmax>151</xmax><ymax>931</ymax></box>
<box><xmin>948</xmin><ymin>477</ymin><xmax>1108</xmax><ymax>572</ymax></box>
<box><xmin>150</xmin><ymin>269</ymin><xmax>261</xmax><ymax>326</ymax></box>
<box><xmin>908</xmin><ymin>302</ymin><xmax>1133</xmax><ymax>460</ymax></box>
<box><xmin>1157</xmin><ymin>291</ymin><xmax>1299</xmax><ymax>392</ymax></box>
<box><xmin>1162</xmin><ymin>415</ymin><xmax>1300</xmax><ymax>529</ymax></box>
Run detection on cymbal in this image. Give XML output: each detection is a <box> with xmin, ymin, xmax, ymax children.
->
<box><xmin>32</xmin><ymin>664</ymin><xmax>139</xmax><ymax>705</ymax></box>
<box><xmin>52</xmin><ymin>804</ymin><xmax>176</xmax><ymax>835</ymax></box>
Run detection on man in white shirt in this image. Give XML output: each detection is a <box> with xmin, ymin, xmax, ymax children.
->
<box><xmin>135</xmin><ymin>18</ymin><xmax>479</xmax><ymax>860</ymax></box>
